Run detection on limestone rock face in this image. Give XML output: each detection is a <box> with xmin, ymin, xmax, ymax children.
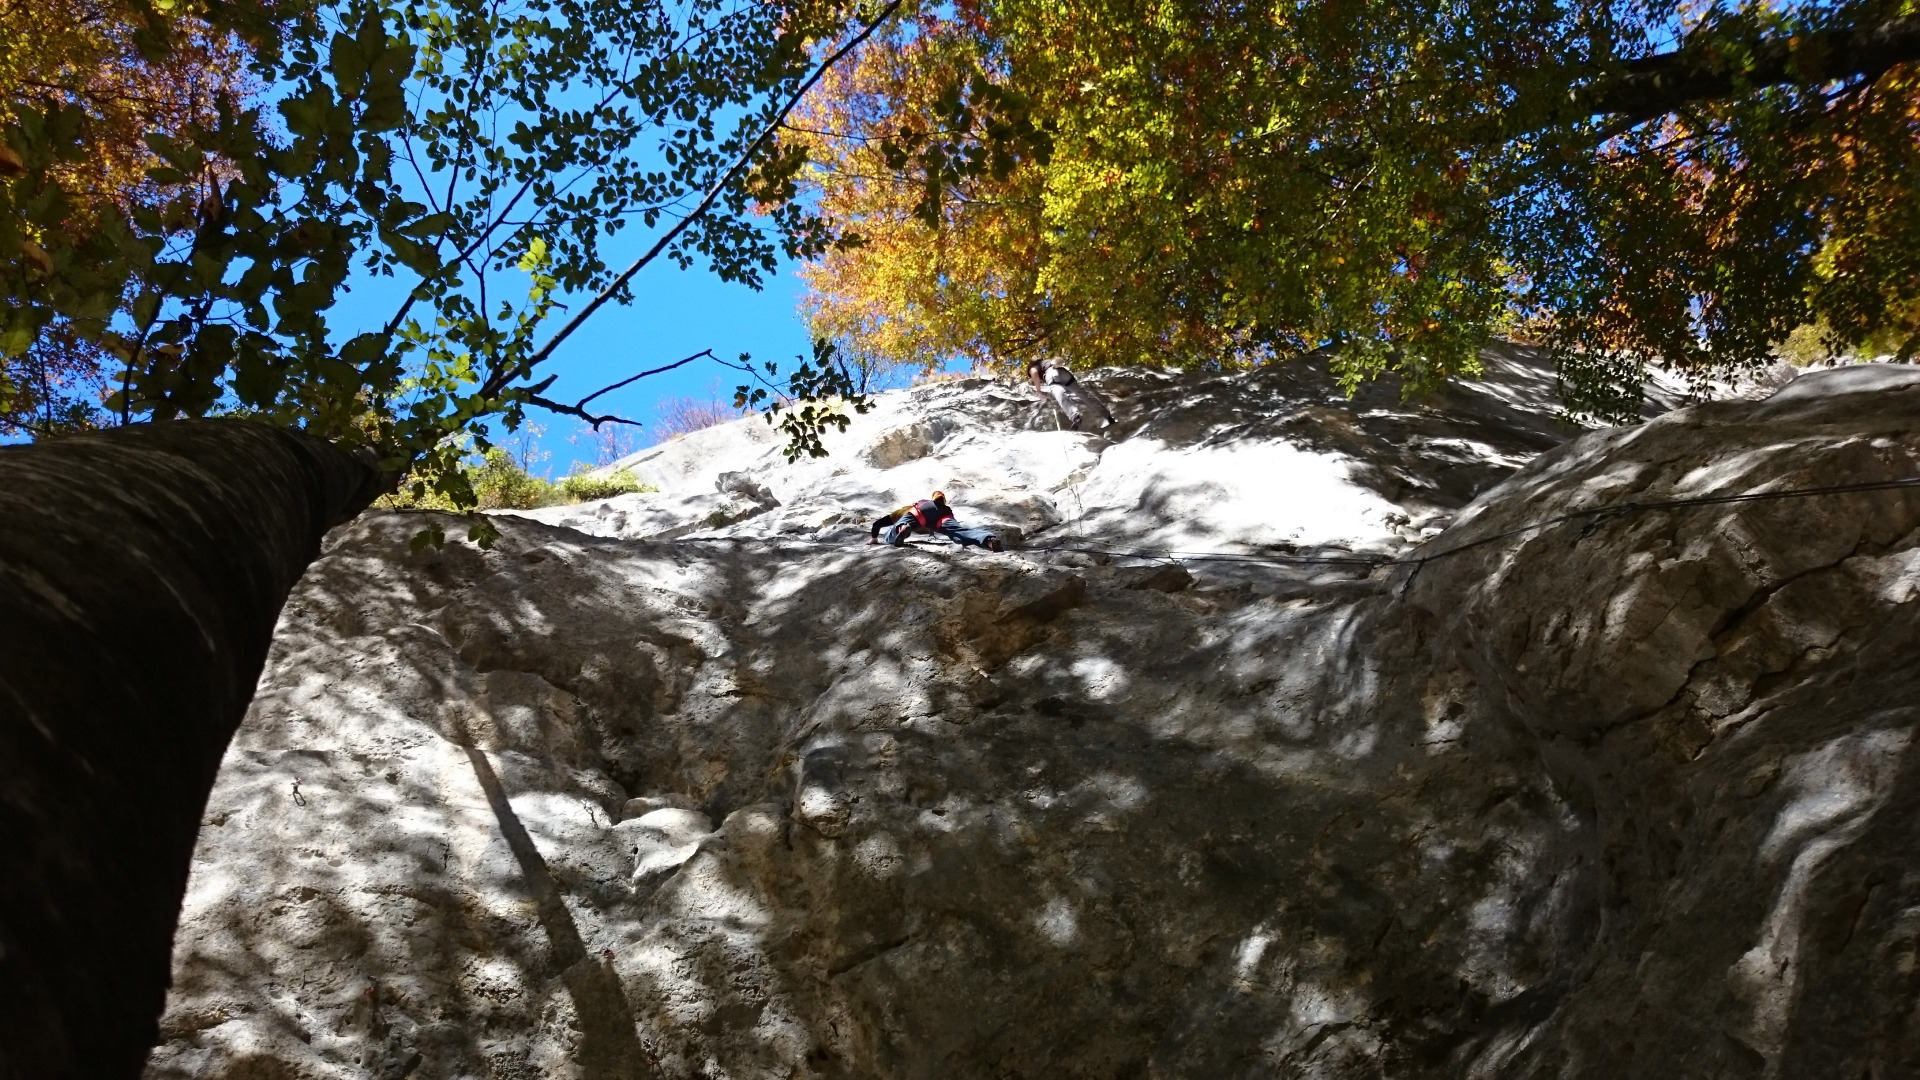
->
<box><xmin>146</xmin><ymin>354</ymin><xmax>1920</xmax><ymax>1080</ymax></box>
<box><xmin>514</xmin><ymin>343</ymin><xmax>1604</xmax><ymax>553</ymax></box>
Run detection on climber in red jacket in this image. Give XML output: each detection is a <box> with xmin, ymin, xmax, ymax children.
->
<box><xmin>869</xmin><ymin>491</ymin><xmax>1004</xmax><ymax>551</ymax></box>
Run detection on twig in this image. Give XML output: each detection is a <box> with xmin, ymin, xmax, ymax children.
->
<box><xmin>520</xmin><ymin>348</ymin><xmax>717</xmax><ymax>428</ymax></box>
<box><xmin>711</xmin><ymin>349</ymin><xmax>794</xmax><ymax>401</ymax></box>
<box><xmin>575</xmin><ymin>349</ymin><xmax>715</xmax><ymax>411</ymax></box>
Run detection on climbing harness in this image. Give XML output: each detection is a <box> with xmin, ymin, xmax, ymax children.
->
<box><xmin>907</xmin><ymin>499</ymin><xmax>950</xmax><ymax>531</ymax></box>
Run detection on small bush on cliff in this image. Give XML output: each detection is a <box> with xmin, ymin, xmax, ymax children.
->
<box><xmin>469</xmin><ymin>449</ymin><xmax>549</xmax><ymax>509</ymax></box>
<box><xmin>556</xmin><ymin>468</ymin><xmax>652</xmax><ymax>502</ymax></box>
<box><xmin>381</xmin><ymin>452</ymin><xmax>655</xmax><ymax>511</ymax></box>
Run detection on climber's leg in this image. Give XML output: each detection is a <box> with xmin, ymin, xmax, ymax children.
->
<box><xmin>884</xmin><ymin>519</ymin><xmax>914</xmax><ymax>546</ymax></box>
<box><xmin>1044</xmin><ymin>383</ymin><xmax>1081</xmax><ymax>429</ymax></box>
<box><xmin>1068</xmin><ymin>383</ymin><xmax>1112</xmax><ymax>428</ymax></box>
<box><xmin>940</xmin><ymin>520</ymin><xmax>997</xmax><ymax>549</ymax></box>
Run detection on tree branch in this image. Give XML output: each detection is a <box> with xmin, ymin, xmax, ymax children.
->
<box><xmin>1573</xmin><ymin>15</ymin><xmax>1920</xmax><ymax>129</ymax></box>
<box><xmin>520</xmin><ymin>395</ymin><xmax>647</xmax><ymax>429</ymax></box>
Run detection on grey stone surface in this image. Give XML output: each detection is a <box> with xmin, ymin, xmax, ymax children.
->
<box><xmin>145</xmin><ymin>356</ymin><xmax>1920</xmax><ymax>1079</ymax></box>
<box><xmin>512</xmin><ymin>343</ymin><xmax>1611</xmax><ymax>555</ymax></box>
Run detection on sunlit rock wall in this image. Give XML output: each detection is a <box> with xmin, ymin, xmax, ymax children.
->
<box><xmin>145</xmin><ymin>356</ymin><xmax>1920</xmax><ymax>1079</ymax></box>
<box><xmin>511</xmin><ymin>343</ymin><xmax>1596</xmax><ymax>553</ymax></box>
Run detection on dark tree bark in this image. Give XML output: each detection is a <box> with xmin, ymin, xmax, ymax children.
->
<box><xmin>0</xmin><ymin>421</ymin><xmax>381</xmax><ymax>1079</ymax></box>
<box><xmin>1577</xmin><ymin>15</ymin><xmax>1920</xmax><ymax>128</ymax></box>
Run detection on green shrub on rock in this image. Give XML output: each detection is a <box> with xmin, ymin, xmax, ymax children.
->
<box><xmin>381</xmin><ymin>453</ymin><xmax>656</xmax><ymax>511</ymax></box>
<box><xmin>471</xmin><ymin>449</ymin><xmax>552</xmax><ymax>510</ymax></box>
<box><xmin>557</xmin><ymin>468</ymin><xmax>655</xmax><ymax>502</ymax></box>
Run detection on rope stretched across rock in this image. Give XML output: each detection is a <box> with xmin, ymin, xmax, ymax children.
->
<box><xmin>657</xmin><ymin>475</ymin><xmax>1920</xmax><ymax>570</ymax></box>
<box><xmin>1028</xmin><ymin>474</ymin><xmax>1920</xmax><ymax>570</ymax></box>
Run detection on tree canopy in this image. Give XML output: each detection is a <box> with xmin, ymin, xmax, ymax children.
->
<box><xmin>0</xmin><ymin>0</ymin><xmax>263</xmax><ymax>434</ymax></box>
<box><xmin>3</xmin><ymin>0</ymin><xmax>893</xmax><ymax>530</ymax></box>
<box><xmin>786</xmin><ymin>0</ymin><xmax>1920</xmax><ymax>417</ymax></box>
<box><xmin>9</xmin><ymin>0</ymin><xmax>1915</xmax><ymax>459</ymax></box>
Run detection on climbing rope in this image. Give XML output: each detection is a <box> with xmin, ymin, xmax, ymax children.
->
<box><xmin>1029</xmin><ymin>474</ymin><xmax>1920</xmax><ymax>572</ymax></box>
<box><xmin>654</xmin><ymin>475</ymin><xmax>1920</xmax><ymax>574</ymax></box>
<box><xmin>1053</xmin><ymin>402</ymin><xmax>1088</xmax><ymax>546</ymax></box>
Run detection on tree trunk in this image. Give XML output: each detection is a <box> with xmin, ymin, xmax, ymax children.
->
<box><xmin>0</xmin><ymin>420</ymin><xmax>381</xmax><ymax>1079</ymax></box>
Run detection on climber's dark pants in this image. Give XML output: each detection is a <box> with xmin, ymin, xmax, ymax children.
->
<box><xmin>885</xmin><ymin>518</ymin><xmax>996</xmax><ymax>548</ymax></box>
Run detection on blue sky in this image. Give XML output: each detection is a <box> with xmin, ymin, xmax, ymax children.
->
<box><xmin>332</xmin><ymin>251</ymin><xmax>821</xmax><ymax>478</ymax></box>
<box><xmin>512</xmin><ymin>262</ymin><xmax>815</xmax><ymax>476</ymax></box>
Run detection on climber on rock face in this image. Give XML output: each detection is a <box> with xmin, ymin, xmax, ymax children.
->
<box><xmin>869</xmin><ymin>491</ymin><xmax>1005</xmax><ymax>551</ymax></box>
<box><xmin>1027</xmin><ymin>358</ymin><xmax>1115</xmax><ymax>432</ymax></box>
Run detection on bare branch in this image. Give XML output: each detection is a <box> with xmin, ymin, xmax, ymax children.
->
<box><xmin>519</xmin><ymin>347</ymin><xmax>718</xmax><ymax>429</ymax></box>
<box><xmin>575</xmin><ymin>349</ymin><xmax>715</xmax><ymax>411</ymax></box>
<box><xmin>521</xmin><ymin>395</ymin><xmax>647</xmax><ymax>430</ymax></box>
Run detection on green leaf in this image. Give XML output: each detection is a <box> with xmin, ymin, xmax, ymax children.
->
<box><xmin>467</xmin><ymin>516</ymin><xmax>501</xmax><ymax>549</ymax></box>
<box><xmin>516</xmin><ymin>237</ymin><xmax>550</xmax><ymax>272</ymax></box>
<box><xmin>0</xmin><ymin>325</ymin><xmax>32</xmax><ymax>358</ymax></box>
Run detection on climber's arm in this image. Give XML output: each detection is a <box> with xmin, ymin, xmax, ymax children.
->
<box><xmin>871</xmin><ymin>508</ymin><xmax>906</xmax><ymax>541</ymax></box>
